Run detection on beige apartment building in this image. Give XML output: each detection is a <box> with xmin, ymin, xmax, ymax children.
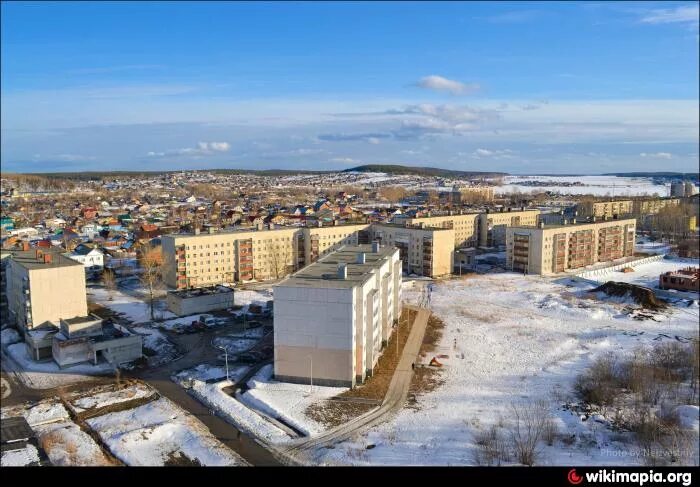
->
<box><xmin>370</xmin><ymin>223</ymin><xmax>454</xmax><ymax>277</ymax></box>
<box><xmin>632</xmin><ymin>197</ymin><xmax>681</xmax><ymax>216</ymax></box>
<box><xmin>394</xmin><ymin>208</ymin><xmax>540</xmax><ymax>248</ymax></box>
<box><xmin>274</xmin><ymin>243</ymin><xmax>401</xmax><ymax>387</ymax></box>
<box><xmin>505</xmin><ymin>217</ymin><xmax>637</xmax><ymax>276</ymax></box>
<box><xmin>575</xmin><ymin>200</ymin><xmax>633</xmax><ymax>219</ymax></box>
<box><xmin>162</xmin><ymin>223</ymin><xmax>373</xmax><ymax>290</ymax></box>
<box><xmin>5</xmin><ymin>247</ymin><xmax>88</xmax><ymax>331</ymax></box>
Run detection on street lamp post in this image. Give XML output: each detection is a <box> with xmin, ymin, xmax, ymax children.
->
<box><xmin>308</xmin><ymin>354</ymin><xmax>313</xmax><ymax>394</ymax></box>
<box><xmin>216</xmin><ymin>345</ymin><xmax>230</xmax><ymax>381</ymax></box>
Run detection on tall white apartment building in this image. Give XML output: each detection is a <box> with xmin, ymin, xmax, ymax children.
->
<box><xmin>273</xmin><ymin>243</ymin><xmax>401</xmax><ymax>388</ymax></box>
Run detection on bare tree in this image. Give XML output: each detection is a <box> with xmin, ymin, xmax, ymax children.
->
<box><xmin>139</xmin><ymin>246</ymin><xmax>164</xmax><ymax>321</ymax></box>
<box><xmin>102</xmin><ymin>268</ymin><xmax>117</xmax><ymax>301</ymax></box>
<box><xmin>509</xmin><ymin>400</ymin><xmax>549</xmax><ymax>466</ymax></box>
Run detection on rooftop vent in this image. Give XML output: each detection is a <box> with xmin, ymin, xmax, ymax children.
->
<box><xmin>356</xmin><ymin>252</ymin><xmax>366</xmax><ymax>264</ymax></box>
<box><xmin>43</xmin><ymin>254</ymin><xmax>52</xmax><ymax>264</ymax></box>
<box><xmin>22</xmin><ymin>241</ymin><xmax>30</xmax><ymax>251</ymax></box>
<box><xmin>372</xmin><ymin>241</ymin><xmax>380</xmax><ymax>253</ymax></box>
<box><xmin>208</xmin><ymin>227</ymin><xmax>215</xmax><ymax>234</ymax></box>
<box><xmin>539</xmin><ymin>221</ymin><xmax>545</xmax><ymax>229</ymax></box>
<box><xmin>337</xmin><ymin>263</ymin><xmax>347</xmax><ymax>279</ymax></box>
<box><xmin>194</xmin><ymin>228</ymin><xmax>201</xmax><ymax>235</ymax></box>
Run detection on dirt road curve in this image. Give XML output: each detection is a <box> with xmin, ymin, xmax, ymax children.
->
<box><xmin>281</xmin><ymin>304</ymin><xmax>431</xmax><ymax>459</ymax></box>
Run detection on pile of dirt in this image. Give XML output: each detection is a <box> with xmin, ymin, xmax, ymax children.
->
<box><xmin>592</xmin><ymin>281</ymin><xmax>668</xmax><ymax>310</ymax></box>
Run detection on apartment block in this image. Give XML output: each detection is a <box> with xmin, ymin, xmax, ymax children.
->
<box><xmin>162</xmin><ymin>223</ymin><xmax>375</xmax><ymax>290</ymax></box>
<box><xmin>450</xmin><ymin>185</ymin><xmax>495</xmax><ymax>204</ymax></box>
<box><xmin>273</xmin><ymin>243</ymin><xmax>401</xmax><ymax>387</ymax></box>
<box><xmin>632</xmin><ymin>197</ymin><xmax>681</xmax><ymax>216</ymax></box>
<box><xmin>393</xmin><ymin>208</ymin><xmax>540</xmax><ymax>249</ymax></box>
<box><xmin>5</xmin><ymin>247</ymin><xmax>88</xmax><ymax>331</ymax></box>
<box><xmin>370</xmin><ymin>223</ymin><xmax>454</xmax><ymax>277</ymax></box>
<box><xmin>575</xmin><ymin>200</ymin><xmax>633</xmax><ymax>219</ymax></box>
<box><xmin>505</xmin><ymin>217</ymin><xmax>636</xmax><ymax>276</ymax></box>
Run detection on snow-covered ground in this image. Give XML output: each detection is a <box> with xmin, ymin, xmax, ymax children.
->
<box><xmin>69</xmin><ymin>383</ymin><xmax>155</xmax><ymax>414</ymax></box>
<box><xmin>231</xmin><ymin>288</ymin><xmax>273</xmax><ymax>316</ymax></box>
<box><xmin>33</xmin><ymin>420</ymin><xmax>113</xmax><ymax>466</ymax></box>
<box><xmin>318</xmin><ymin>273</ymin><xmax>699</xmax><ymax>466</ymax></box>
<box><xmin>1</xmin><ymin>399</ymin><xmax>112</xmax><ymax>466</ymax></box>
<box><xmin>1</xmin><ymin>444</ymin><xmax>40</xmax><ymax>466</ymax></box>
<box><xmin>131</xmin><ymin>326</ymin><xmax>178</xmax><ymax>366</ymax></box>
<box><xmin>186</xmin><ymin>379</ymin><xmax>292</xmax><ymax>444</ymax></box>
<box><xmin>173</xmin><ymin>363</ymin><xmax>249</xmax><ymax>384</ymax></box>
<box><xmin>497</xmin><ymin>175</ymin><xmax>671</xmax><ymax>197</ymax></box>
<box><xmin>239</xmin><ymin>365</ymin><xmax>348</xmax><ymax>437</ymax></box>
<box><xmin>5</xmin><ymin>342</ymin><xmax>114</xmax><ymax>389</ymax></box>
<box><xmin>86</xmin><ymin>397</ymin><xmax>246</xmax><ymax>466</ymax></box>
<box><xmin>588</xmin><ymin>258</ymin><xmax>700</xmax><ymax>290</ymax></box>
<box><xmin>1</xmin><ymin>327</ymin><xmax>21</xmax><ymax>346</ymax></box>
<box><xmin>87</xmin><ymin>286</ymin><xmax>175</xmax><ymax>324</ymax></box>
<box><xmin>213</xmin><ymin>336</ymin><xmax>258</xmax><ymax>354</ymax></box>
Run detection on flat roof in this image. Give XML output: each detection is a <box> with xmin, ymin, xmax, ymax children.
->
<box><xmin>7</xmin><ymin>249</ymin><xmax>82</xmax><ymax>270</ymax></box>
<box><xmin>169</xmin><ymin>285</ymin><xmax>234</xmax><ymax>298</ymax></box>
<box><xmin>511</xmin><ymin>217</ymin><xmax>636</xmax><ymax>231</ymax></box>
<box><xmin>164</xmin><ymin>222</ymin><xmax>370</xmax><ymax>239</ymax></box>
<box><xmin>277</xmin><ymin>244</ymin><xmax>398</xmax><ymax>289</ymax></box>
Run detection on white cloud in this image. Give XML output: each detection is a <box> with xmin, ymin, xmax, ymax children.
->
<box><xmin>471</xmin><ymin>148</ymin><xmax>516</xmax><ymax>159</ymax></box>
<box><xmin>329</xmin><ymin>157</ymin><xmax>361</xmax><ymax>164</ymax></box>
<box><xmin>148</xmin><ymin>141</ymin><xmax>230</xmax><ymax>158</ymax></box>
<box><xmin>415</xmin><ymin>75</ymin><xmax>480</xmax><ymax>95</ymax></box>
<box><xmin>640</xmin><ymin>152</ymin><xmax>673</xmax><ymax>159</ymax></box>
<box><xmin>640</xmin><ymin>5</ymin><xmax>699</xmax><ymax>25</ymax></box>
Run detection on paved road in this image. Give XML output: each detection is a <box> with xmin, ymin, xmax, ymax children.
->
<box><xmin>281</xmin><ymin>304</ymin><xmax>431</xmax><ymax>459</ymax></box>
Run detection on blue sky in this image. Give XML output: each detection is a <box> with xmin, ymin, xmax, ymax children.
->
<box><xmin>1</xmin><ymin>1</ymin><xmax>698</xmax><ymax>174</ymax></box>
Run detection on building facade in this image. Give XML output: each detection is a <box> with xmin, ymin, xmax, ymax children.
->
<box><xmin>575</xmin><ymin>200</ymin><xmax>633</xmax><ymax>219</ymax></box>
<box><xmin>273</xmin><ymin>244</ymin><xmax>401</xmax><ymax>388</ymax></box>
<box><xmin>505</xmin><ymin>217</ymin><xmax>637</xmax><ymax>276</ymax></box>
<box><xmin>370</xmin><ymin>223</ymin><xmax>454</xmax><ymax>277</ymax></box>
<box><xmin>5</xmin><ymin>247</ymin><xmax>88</xmax><ymax>331</ymax></box>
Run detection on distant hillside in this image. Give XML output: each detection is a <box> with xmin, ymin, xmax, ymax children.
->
<box><xmin>602</xmin><ymin>172</ymin><xmax>699</xmax><ymax>179</ymax></box>
<box><xmin>343</xmin><ymin>164</ymin><xmax>508</xmax><ymax>178</ymax></box>
<box><xmin>4</xmin><ymin>168</ymin><xmax>333</xmax><ymax>180</ymax></box>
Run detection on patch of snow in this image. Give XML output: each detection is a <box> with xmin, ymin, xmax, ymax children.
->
<box><xmin>5</xmin><ymin>343</ymin><xmax>114</xmax><ymax>390</ymax></box>
<box><xmin>23</xmin><ymin>401</ymin><xmax>70</xmax><ymax>426</ymax></box>
<box><xmin>0</xmin><ymin>444</ymin><xmax>40</xmax><ymax>466</ymax></box>
<box><xmin>33</xmin><ymin>420</ymin><xmax>112</xmax><ymax>466</ymax></box>
<box><xmin>240</xmin><ymin>366</ymin><xmax>348</xmax><ymax>437</ymax></box>
<box><xmin>86</xmin><ymin>397</ymin><xmax>245</xmax><ymax>466</ymax></box>
<box><xmin>187</xmin><ymin>379</ymin><xmax>291</xmax><ymax>444</ymax></box>
<box><xmin>69</xmin><ymin>383</ymin><xmax>155</xmax><ymax>413</ymax></box>
<box><xmin>1</xmin><ymin>328</ymin><xmax>21</xmax><ymax>346</ymax></box>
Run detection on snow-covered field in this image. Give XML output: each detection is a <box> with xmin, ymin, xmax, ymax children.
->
<box><xmin>69</xmin><ymin>383</ymin><xmax>155</xmax><ymax>414</ymax></box>
<box><xmin>86</xmin><ymin>397</ymin><xmax>246</xmax><ymax>466</ymax></box>
<box><xmin>5</xmin><ymin>342</ymin><xmax>114</xmax><ymax>389</ymax></box>
<box><xmin>497</xmin><ymin>175</ymin><xmax>672</xmax><ymax>197</ymax></box>
<box><xmin>318</xmin><ymin>273</ymin><xmax>699</xmax><ymax>466</ymax></box>
<box><xmin>87</xmin><ymin>286</ymin><xmax>175</xmax><ymax>324</ymax></box>
<box><xmin>240</xmin><ymin>364</ymin><xmax>348</xmax><ymax>437</ymax></box>
<box><xmin>1</xmin><ymin>444</ymin><xmax>40</xmax><ymax>466</ymax></box>
<box><xmin>589</xmin><ymin>258</ymin><xmax>700</xmax><ymax>290</ymax></box>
